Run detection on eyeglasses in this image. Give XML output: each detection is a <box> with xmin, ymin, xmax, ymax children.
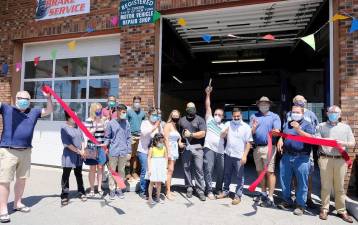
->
<box><xmin>17</xmin><ymin>97</ymin><xmax>30</xmax><ymax>100</ymax></box>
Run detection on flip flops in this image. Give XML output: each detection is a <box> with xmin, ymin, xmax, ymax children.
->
<box><xmin>13</xmin><ymin>206</ymin><xmax>31</xmax><ymax>213</ymax></box>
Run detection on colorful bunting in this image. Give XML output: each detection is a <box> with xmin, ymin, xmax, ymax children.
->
<box><xmin>178</xmin><ymin>18</ymin><xmax>187</xmax><ymax>27</ymax></box>
<box><xmin>50</xmin><ymin>49</ymin><xmax>57</xmax><ymax>60</ymax></box>
<box><xmin>331</xmin><ymin>13</ymin><xmax>350</xmax><ymax>22</ymax></box>
<box><xmin>301</xmin><ymin>34</ymin><xmax>316</xmax><ymax>51</ymax></box>
<box><xmin>153</xmin><ymin>11</ymin><xmax>161</xmax><ymax>23</ymax></box>
<box><xmin>111</xmin><ymin>16</ymin><xmax>118</xmax><ymax>26</ymax></box>
<box><xmin>1</xmin><ymin>63</ymin><xmax>8</xmax><ymax>75</ymax></box>
<box><xmin>350</xmin><ymin>19</ymin><xmax>358</xmax><ymax>33</ymax></box>
<box><xmin>15</xmin><ymin>62</ymin><xmax>22</xmax><ymax>72</ymax></box>
<box><xmin>34</xmin><ymin>56</ymin><xmax>40</xmax><ymax>66</ymax></box>
<box><xmin>202</xmin><ymin>34</ymin><xmax>212</xmax><ymax>43</ymax></box>
<box><xmin>67</xmin><ymin>40</ymin><xmax>76</xmax><ymax>51</ymax></box>
<box><xmin>263</xmin><ymin>34</ymin><xmax>275</xmax><ymax>40</ymax></box>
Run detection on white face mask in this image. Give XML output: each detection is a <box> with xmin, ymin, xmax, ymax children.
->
<box><xmin>291</xmin><ymin>113</ymin><xmax>303</xmax><ymax>121</ymax></box>
<box><xmin>259</xmin><ymin>105</ymin><xmax>270</xmax><ymax>113</ymax></box>
<box><xmin>133</xmin><ymin>102</ymin><xmax>141</xmax><ymax>109</ymax></box>
<box><xmin>214</xmin><ymin>115</ymin><xmax>222</xmax><ymax>123</ymax></box>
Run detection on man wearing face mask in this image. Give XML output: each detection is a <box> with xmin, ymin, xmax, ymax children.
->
<box><xmin>178</xmin><ymin>102</ymin><xmax>207</xmax><ymax>201</ymax></box>
<box><xmin>0</xmin><ymin>91</ymin><xmax>53</xmax><ymax>223</ymax></box>
<box><xmin>250</xmin><ymin>96</ymin><xmax>281</xmax><ymax>207</ymax></box>
<box><xmin>102</xmin><ymin>96</ymin><xmax>118</xmax><ymax>120</ymax></box>
<box><xmin>126</xmin><ymin>96</ymin><xmax>145</xmax><ymax>181</ymax></box>
<box><xmin>277</xmin><ymin>105</ymin><xmax>315</xmax><ymax>216</ymax></box>
<box><xmin>203</xmin><ymin>86</ymin><xmax>226</xmax><ymax>200</ymax></box>
<box><xmin>316</xmin><ymin>105</ymin><xmax>355</xmax><ymax>223</ymax></box>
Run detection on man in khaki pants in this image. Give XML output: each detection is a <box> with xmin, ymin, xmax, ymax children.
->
<box><xmin>316</xmin><ymin>105</ymin><xmax>355</xmax><ymax>223</ymax></box>
<box><xmin>0</xmin><ymin>91</ymin><xmax>53</xmax><ymax>223</ymax></box>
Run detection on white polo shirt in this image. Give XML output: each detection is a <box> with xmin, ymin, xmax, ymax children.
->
<box><xmin>224</xmin><ymin>120</ymin><xmax>253</xmax><ymax>159</ymax></box>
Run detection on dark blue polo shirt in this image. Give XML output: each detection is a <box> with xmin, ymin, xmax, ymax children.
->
<box><xmin>283</xmin><ymin>119</ymin><xmax>315</xmax><ymax>155</ymax></box>
<box><xmin>0</xmin><ymin>103</ymin><xmax>42</xmax><ymax>149</ymax></box>
<box><xmin>250</xmin><ymin>111</ymin><xmax>281</xmax><ymax>145</ymax></box>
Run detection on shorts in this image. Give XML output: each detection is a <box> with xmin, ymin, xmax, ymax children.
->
<box><xmin>253</xmin><ymin>145</ymin><xmax>276</xmax><ymax>173</ymax></box>
<box><xmin>0</xmin><ymin>148</ymin><xmax>31</xmax><ymax>183</ymax></box>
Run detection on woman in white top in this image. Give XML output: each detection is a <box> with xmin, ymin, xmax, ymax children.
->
<box><xmin>164</xmin><ymin>110</ymin><xmax>184</xmax><ymax>200</ymax></box>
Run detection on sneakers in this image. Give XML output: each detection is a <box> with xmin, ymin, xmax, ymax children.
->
<box><xmin>109</xmin><ymin>191</ymin><xmax>116</xmax><ymax>200</ymax></box>
<box><xmin>216</xmin><ymin>191</ymin><xmax>229</xmax><ymax>199</ymax></box>
<box><xmin>87</xmin><ymin>191</ymin><xmax>95</xmax><ymax>198</ymax></box>
<box><xmin>139</xmin><ymin>192</ymin><xmax>148</xmax><ymax>200</ymax></box>
<box><xmin>186</xmin><ymin>187</ymin><xmax>193</xmax><ymax>198</ymax></box>
<box><xmin>260</xmin><ymin>197</ymin><xmax>276</xmax><ymax>208</ymax></box>
<box><xmin>207</xmin><ymin>192</ymin><xmax>216</xmax><ymax>200</ymax></box>
<box><xmin>116</xmin><ymin>189</ymin><xmax>125</xmax><ymax>199</ymax></box>
<box><xmin>232</xmin><ymin>197</ymin><xmax>241</xmax><ymax>205</ymax></box>
<box><xmin>198</xmin><ymin>192</ymin><xmax>206</xmax><ymax>201</ymax></box>
<box><xmin>79</xmin><ymin>193</ymin><xmax>87</xmax><ymax>202</ymax></box>
<box><xmin>293</xmin><ymin>207</ymin><xmax>305</xmax><ymax>216</ymax></box>
<box><xmin>277</xmin><ymin>201</ymin><xmax>292</xmax><ymax>211</ymax></box>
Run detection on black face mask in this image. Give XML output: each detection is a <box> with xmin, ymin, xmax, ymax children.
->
<box><xmin>172</xmin><ymin>118</ymin><xmax>180</xmax><ymax>123</ymax></box>
<box><xmin>186</xmin><ymin>107</ymin><xmax>196</xmax><ymax>118</ymax></box>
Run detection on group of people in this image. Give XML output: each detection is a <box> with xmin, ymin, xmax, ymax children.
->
<box><xmin>0</xmin><ymin>85</ymin><xmax>355</xmax><ymax>223</ymax></box>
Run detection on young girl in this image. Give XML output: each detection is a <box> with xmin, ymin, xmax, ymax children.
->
<box><xmin>60</xmin><ymin>110</ymin><xmax>87</xmax><ymax>206</ymax></box>
<box><xmin>147</xmin><ymin>133</ymin><xmax>168</xmax><ymax>205</ymax></box>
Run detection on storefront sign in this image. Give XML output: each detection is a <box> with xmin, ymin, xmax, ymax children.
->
<box><xmin>35</xmin><ymin>0</ymin><xmax>90</xmax><ymax>21</ymax></box>
<box><xmin>119</xmin><ymin>0</ymin><xmax>155</xmax><ymax>26</ymax></box>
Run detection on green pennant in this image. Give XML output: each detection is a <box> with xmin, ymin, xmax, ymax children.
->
<box><xmin>51</xmin><ymin>49</ymin><xmax>58</xmax><ymax>60</ymax></box>
<box><xmin>153</xmin><ymin>11</ymin><xmax>161</xmax><ymax>23</ymax></box>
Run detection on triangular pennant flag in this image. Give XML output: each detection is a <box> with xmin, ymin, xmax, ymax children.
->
<box><xmin>350</xmin><ymin>19</ymin><xmax>358</xmax><ymax>33</ymax></box>
<box><xmin>263</xmin><ymin>34</ymin><xmax>275</xmax><ymax>40</ymax></box>
<box><xmin>331</xmin><ymin>13</ymin><xmax>350</xmax><ymax>22</ymax></box>
<box><xmin>111</xmin><ymin>16</ymin><xmax>118</xmax><ymax>26</ymax></box>
<box><xmin>153</xmin><ymin>11</ymin><xmax>161</xmax><ymax>23</ymax></box>
<box><xmin>67</xmin><ymin>40</ymin><xmax>76</xmax><ymax>51</ymax></box>
<box><xmin>202</xmin><ymin>34</ymin><xmax>212</xmax><ymax>43</ymax></box>
<box><xmin>86</xmin><ymin>26</ymin><xmax>95</xmax><ymax>33</ymax></box>
<box><xmin>227</xmin><ymin>34</ymin><xmax>237</xmax><ymax>38</ymax></box>
<box><xmin>2</xmin><ymin>63</ymin><xmax>8</xmax><ymax>74</ymax></box>
<box><xmin>178</xmin><ymin>18</ymin><xmax>187</xmax><ymax>26</ymax></box>
<box><xmin>301</xmin><ymin>34</ymin><xmax>316</xmax><ymax>50</ymax></box>
<box><xmin>34</xmin><ymin>57</ymin><xmax>40</xmax><ymax>66</ymax></box>
<box><xmin>50</xmin><ymin>49</ymin><xmax>58</xmax><ymax>60</ymax></box>
<box><xmin>15</xmin><ymin>62</ymin><xmax>22</xmax><ymax>72</ymax></box>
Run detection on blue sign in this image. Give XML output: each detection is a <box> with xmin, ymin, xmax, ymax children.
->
<box><xmin>119</xmin><ymin>0</ymin><xmax>155</xmax><ymax>26</ymax></box>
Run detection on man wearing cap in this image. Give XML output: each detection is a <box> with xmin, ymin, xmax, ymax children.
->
<box><xmin>250</xmin><ymin>96</ymin><xmax>281</xmax><ymax>207</ymax></box>
<box><xmin>178</xmin><ymin>102</ymin><xmax>207</xmax><ymax>201</ymax></box>
<box><xmin>287</xmin><ymin>95</ymin><xmax>319</xmax><ymax>208</ymax></box>
<box><xmin>0</xmin><ymin>91</ymin><xmax>53</xmax><ymax>223</ymax></box>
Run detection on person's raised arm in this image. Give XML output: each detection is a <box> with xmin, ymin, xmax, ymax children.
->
<box><xmin>205</xmin><ymin>86</ymin><xmax>213</xmax><ymax>120</ymax></box>
<box><xmin>41</xmin><ymin>92</ymin><xmax>53</xmax><ymax>117</ymax></box>
<box><xmin>290</xmin><ymin>121</ymin><xmax>313</xmax><ymax>138</ymax></box>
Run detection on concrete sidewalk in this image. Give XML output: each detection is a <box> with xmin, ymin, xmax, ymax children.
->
<box><xmin>5</xmin><ymin>165</ymin><xmax>357</xmax><ymax>225</ymax></box>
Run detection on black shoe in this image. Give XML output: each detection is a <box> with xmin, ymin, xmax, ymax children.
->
<box><xmin>139</xmin><ymin>192</ymin><xmax>148</xmax><ymax>200</ymax></box>
<box><xmin>277</xmin><ymin>201</ymin><xmax>292</xmax><ymax>211</ymax></box>
<box><xmin>260</xmin><ymin>198</ymin><xmax>276</xmax><ymax>208</ymax></box>
<box><xmin>306</xmin><ymin>198</ymin><xmax>316</xmax><ymax>209</ymax></box>
<box><xmin>186</xmin><ymin>187</ymin><xmax>193</xmax><ymax>198</ymax></box>
<box><xmin>198</xmin><ymin>192</ymin><xmax>206</xmax><ymax>201</ymax></box>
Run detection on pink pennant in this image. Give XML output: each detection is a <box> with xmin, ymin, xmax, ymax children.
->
<box><xmin>263</xmin><ymin>34</ymin><xmax>275</xmax><ymax>40</ymax></box>
<box><xmin>111</xmin><ymin>16</ymin><xmax>118</xmax><ymax>26</ymax></box>
<box><xmin>34</xmin><ymin>57</ymin><xmax>40</xmax><ymax>66</ymax></box>
<box><xmin>15</xmin><ymin>63</ymin><xmax>22</xmax><ymax>72</ymax></box>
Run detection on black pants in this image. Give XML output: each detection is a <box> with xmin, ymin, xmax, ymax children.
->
<box><xmin>61</xmin><ymin>166</ymin><xmax>85</xmax><ymax>199</ymax></box>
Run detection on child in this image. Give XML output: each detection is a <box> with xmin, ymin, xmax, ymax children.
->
<box><xmin>147</xmin><ymin>133</ymin><xmax>168</xmax><ymax>205</ymax></box>
<box><xmin>60</xmin><ymin>110</ymin><xmax>87</xmax><ymax>206</ymax></box>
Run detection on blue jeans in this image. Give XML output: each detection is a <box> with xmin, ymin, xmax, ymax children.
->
<box><xmin>280</xmin><ymin>154</ymin><xmax>310</xmax><ymax>208</ymax></box>
<box><xmin>223</xmin><ymin>154</ymin><xmax>244</xmax><ymax>198</ymax></box>
<box><xmin>137</xmin><ymin>152</ymin><xmax>149</xmax><ymax>195</ymax></box>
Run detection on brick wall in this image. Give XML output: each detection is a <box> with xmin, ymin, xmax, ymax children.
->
<box><xmin>338</xmin><ymin>0</ymin><xmax>358</xmax><ymax>191</ymax></box>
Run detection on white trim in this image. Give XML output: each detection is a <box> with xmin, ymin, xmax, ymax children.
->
<box><xmin>158</xmin><ymin>17</ymin><xmax>163</xmax><ymax>108</ymax></box>
<box><xmin>329</xmin><ymin>0</ymin><xmax>334</xmax><ymax>105</ymax></box>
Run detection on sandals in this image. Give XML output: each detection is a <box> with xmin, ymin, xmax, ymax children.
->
<box><xmin>13</xmin><ymin>206</ymin><xmax>31</xmax><ymax>213</ymax></box>
<box><xmin>97</xmin><ymin>190</ymin><xmax>104</xmax><ymax>197</ymax></box>
<box><xmin>87</xmin><ymin>191</ymin><xmax>95</xmax><ymax>198</ymax></box>
<box><xmin>79</xmin><ymin>194</ymin><xmax>87</xmax><ymax>202</ymax></box>
<box><xmin>0</xmin><ymin>214</ymin><xmax>10</xmax><ymax>223</ymax></box>
<box><xmin>61</xmin><ymin>198</ymin><xmax>69</xmax><ymax>206</ymax></box>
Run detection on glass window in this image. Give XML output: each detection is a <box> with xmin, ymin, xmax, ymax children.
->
<box><xmin>90</xmin><ymin>55</ymin><xmax>120</xmax><ymax>76</ymax></box>
<box><xmin>55</xmin><ymin>58</ymin><xmax>87</xmax><ymax>77</ymax></box>
<box><xmin>89</xmin><ymin>79</ymin><xmax>119</xmax><ymax>99</ymax></box>
<box><xmin>53</xmin><ymin>102</ymin><xmax>86</xmax><ymax>121</ymax></box>
<box><xmin>24</xmin><ymin>60</ymin><xmax>53</xmax><ymax>79</ymax></box>
<box><xmin>31</xmin><ymin>102</ymin><xmax>50</xmax><ymax>121</ymax></box>
<box><xmin>24</xmin><ymin>81</ymin><xmax>52</xmax><ymax>99</ymax></box>
<box><xmin>54</xmin><ymin>80</ymin><xmax>86</xmax><ymax>99</ymax></box>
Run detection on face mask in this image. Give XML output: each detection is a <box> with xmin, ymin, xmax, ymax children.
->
<box><xmin>214</xmin><ymin>115</ymin><xmax>222</xmax><ymax>123</ymax></box>
<box><xmin>186</xmin><ymin>107</ymin><xmax>196</xmax><ymax>118</ymax></box>
<box><xmin>172</xmin><ymin>117</ymin><xmax>179</xmax><ymax>123</ymax></box>
<box><xmin>108</xmin><ymin>101</ymin><xmax>116</xmax><ymax>108</ymax></box>
<box><xmin>133</xmin><ymin>102</ymin><xmax>141</xmax><ymax>110</ymax></box>
<box><xmin>291</xmin><ymin>113</ymin><xmax>303</xmax><ymax>121</ymax></box>
<box><xmin>150</xmin><ymin>115</ymin><xmax>159</xmax><ymax>123</ymax></box>
<box><xmin>232</xmin><ymin>119</ymin><xmax>241</xmax><ymax>125</ymax></box>
<box><xmin>120</xmin><ymin>113</ymin><xmax>127</xmax><ymax>120</ymax></box>
<box><xmin>328</xmin><ymin>113</ymin><xmax>339</xmax><ymax>123</ymax></box>
<box><xmin>95</xmin><ymin>110</ymin><xmax>102</xmax><ymax>117</ymax></box>
<box><xmin>295</xmin><ymin>101</ymin><xmax>306</xmax><ymax>108</ymax></box>
<box><xmin>157</xmin><ymin>143</ymin><xmax>164</xmax><ymax>148</ymax></box>
<box><xmin>259</xmin><ymin>105</ymin><xmax>270</xmax><ymax>113</ymax></box>
<box><xmin>16</xmin><ymin>99</ymin><xmax>30</xmax><ymax>110</ymax></box>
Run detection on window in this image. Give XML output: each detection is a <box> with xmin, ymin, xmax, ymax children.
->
<box><xmin>23</xmin><ymin>55</ymin><xmax>120</xmax><ymax>121</ymax></box>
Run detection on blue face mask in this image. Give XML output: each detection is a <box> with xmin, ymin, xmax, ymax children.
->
<box><xmin>16</xmin><ymin>99</ymin><xmax>30</xmax><ymax>110</ymax></box>
<box><xmin>328</xmin><ymin>113</ymin><xmax>339</xmax><ymax>122</ymax></box>
<box><xmin>157</xmin><ymin>143</ymin><xmax>164</xmax><ymax>148</ymax></box>
<box><xmin>150</xmin><ymin>115</ymin><xmax>159</xmax><ymax>123</ymax></box>
<box><xmin>95</xmin><ymin>110</ymin><xmax>102</xmax><ymax>117</ymax></box>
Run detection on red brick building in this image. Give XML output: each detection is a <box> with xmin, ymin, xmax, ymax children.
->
<box><xmin>0</xmin><ymin>0</ymin><xmax>357</xmax><ymax>192</ymax></box>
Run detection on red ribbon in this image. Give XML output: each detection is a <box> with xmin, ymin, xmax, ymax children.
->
<box><xmin>248</xmin><ymin>131</ymin><xmax>352</xmax><ymax>192</ymax></box>
<box><xmin>42</xmin><ymin>85</ymin><xmax>126</xmax><ymax>190</ymax></box>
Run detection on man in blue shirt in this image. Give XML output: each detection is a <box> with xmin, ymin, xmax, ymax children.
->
<box><xmin>250</xmin><ymin>96</ymin><xmax>281</xmax><ymax>207</ymax></box>
<box><xmin>126</xmin><ymin>96</ymin><xmax>145</xmax><ymax>181</ymax></box>
<box><xmin>277</xmin><ymin>105</ymin><xmax>315</xmax><ymax>216</ymax></box>
<box><xmin>0</xmin><ymin>91</ymin><xmax>53</xmax><ymax>223</ymax></box>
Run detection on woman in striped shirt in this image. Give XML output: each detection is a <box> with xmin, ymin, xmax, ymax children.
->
<box><xmin>84</xmin><ymin>103</ymin><xmax>107</xmax><ymax>197</ymax></box>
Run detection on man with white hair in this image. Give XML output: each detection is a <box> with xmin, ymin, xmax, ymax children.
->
<box><xmin>0</xmin><ymin>90</ymin><xmax>53</xmax><ymax>223</ymax></box>
<box><xmin>316</xmin><ymin>105</ymin><xmax>355</xmax><ymax>223</ymax></box>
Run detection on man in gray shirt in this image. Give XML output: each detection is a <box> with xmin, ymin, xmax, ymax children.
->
<box><xmin>104</xmin><ymin>104</ymin><xmax>132</xmax><ymax>200</ymax></box>
<box><xmin>316</xmin><ymin>105</ymin><xmax>355</xmax><ymax>223</ymax></box>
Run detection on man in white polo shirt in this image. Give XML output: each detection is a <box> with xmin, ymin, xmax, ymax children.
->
<box><xmin>217</xmin><ymin>108</ymin><xmax>252</xmax><ymax>205</ymax></box>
